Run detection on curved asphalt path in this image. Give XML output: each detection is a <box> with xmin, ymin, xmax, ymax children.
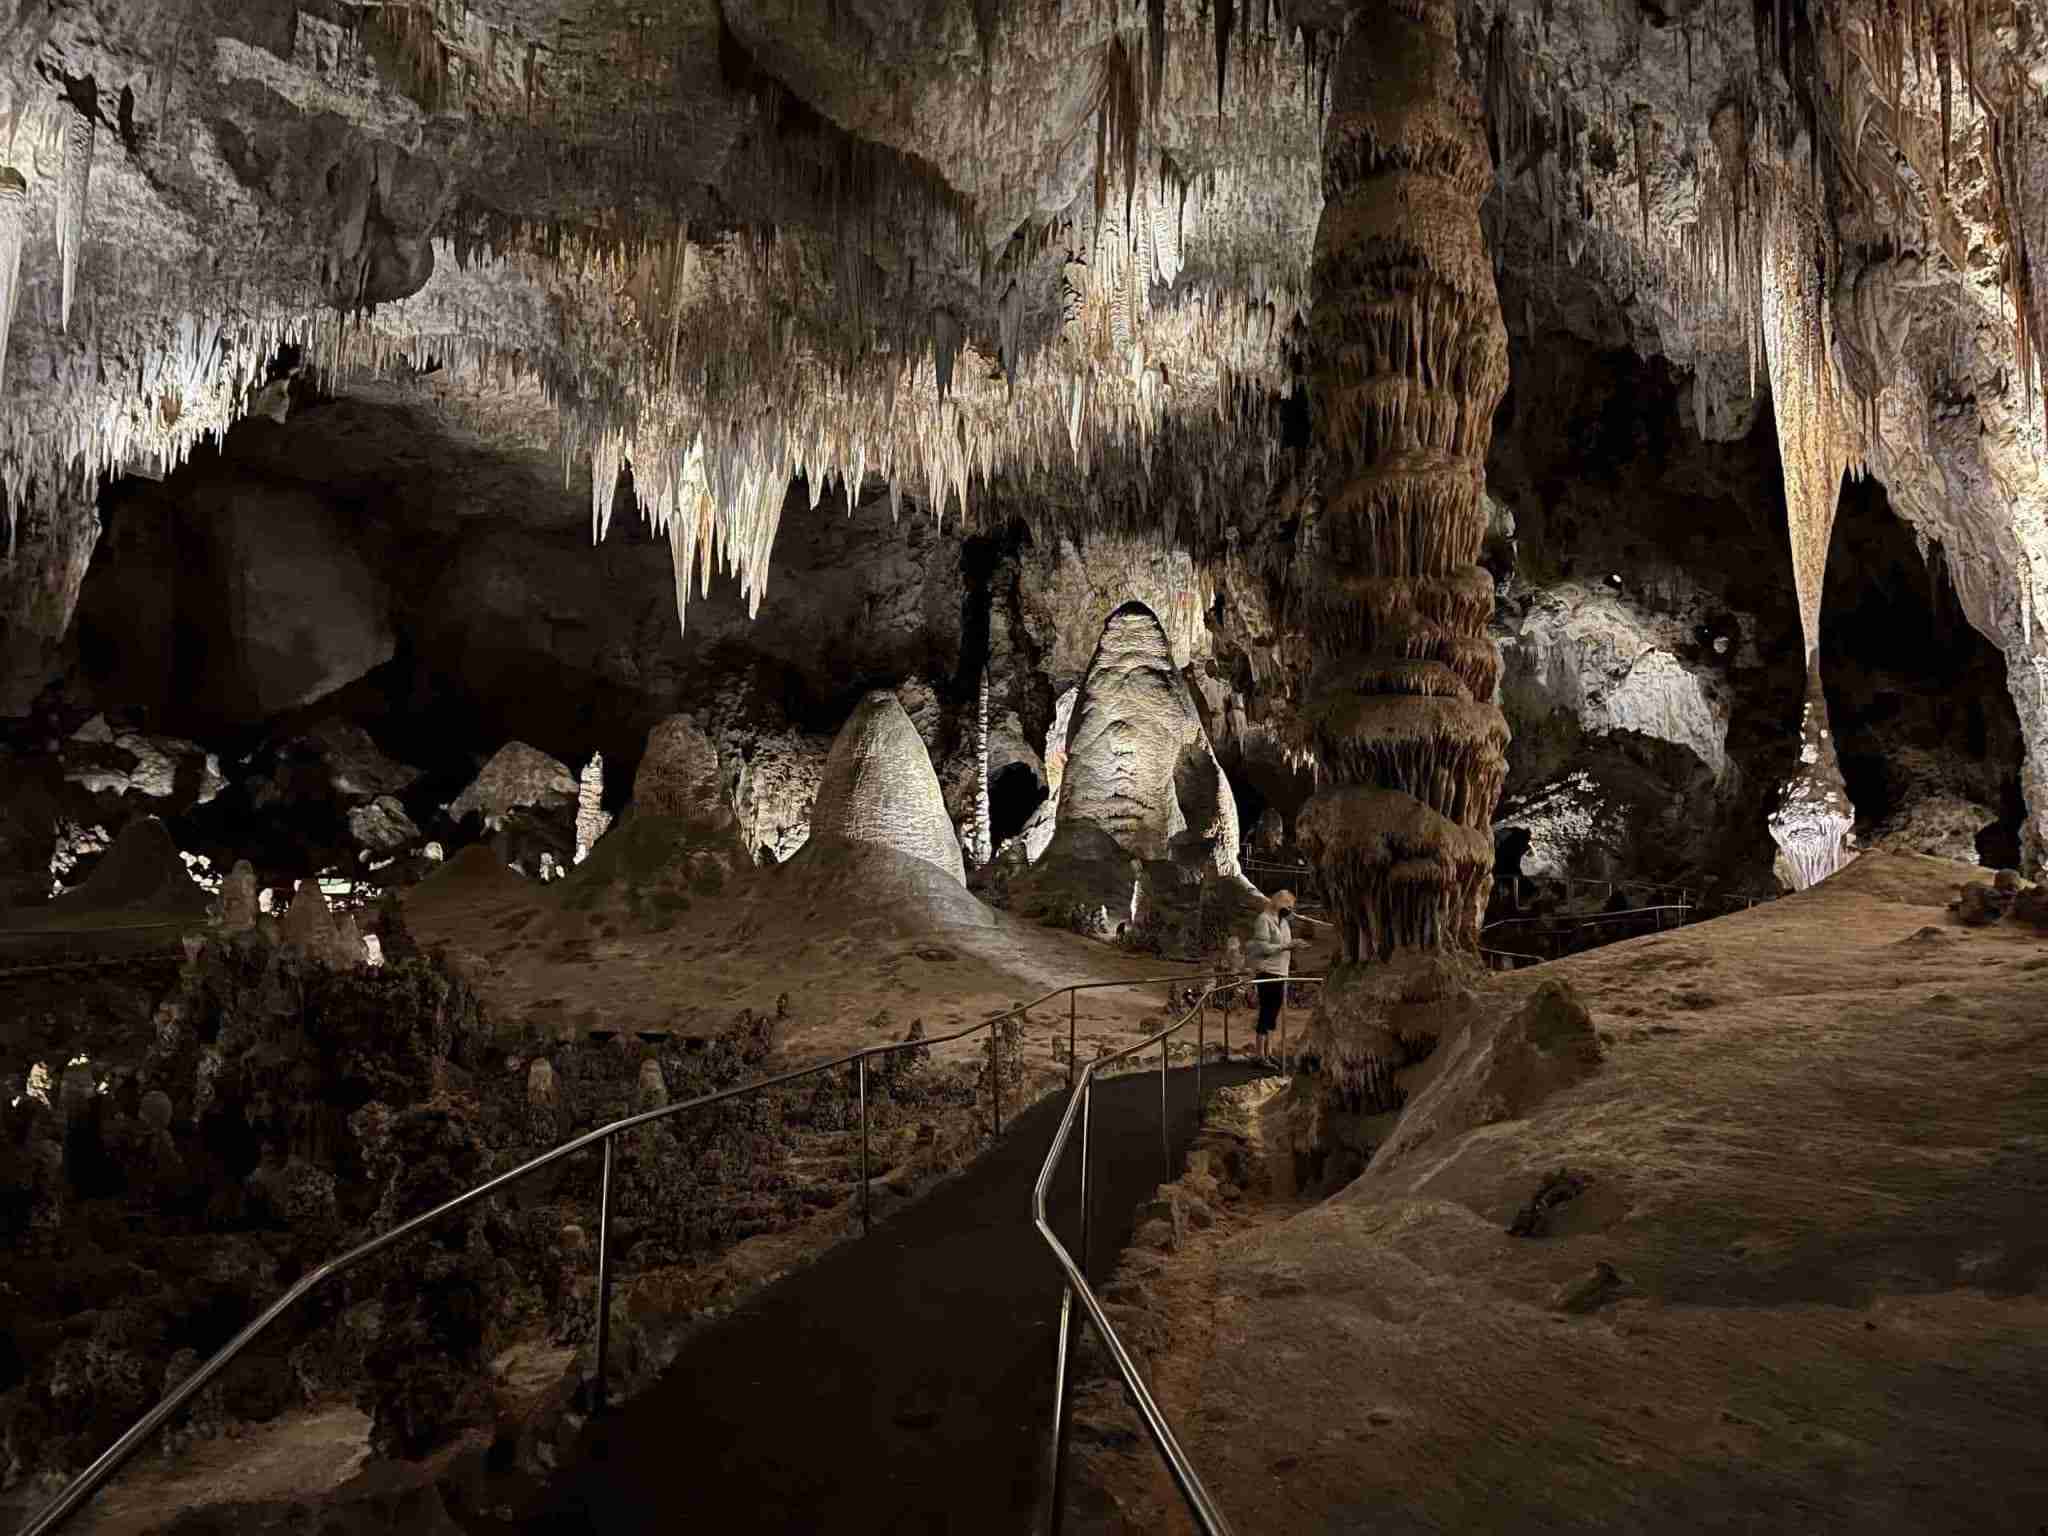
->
<box><xmin>513</xmin><ymin>1061</ymin><xmax>1258</xmax><ymax>1536</ymax></box>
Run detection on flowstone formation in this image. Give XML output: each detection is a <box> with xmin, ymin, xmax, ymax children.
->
<box><xmin>1056</xmin><ymin>601</ymin><xmax>1235</xmax><ymax>868</ymax></box>
<box><xmin>803</xmin><ymin>690</ymin><xmax>965</xmax><ymax>887</ymax></box>
<box><xmin>1009</xmin><ymin>599</ymin><xmax>1246</xmax><ymax>939</ymax></box>
<box><xmin>1292</xmin><ymin>0</ymin><xmax>1510</xmax><ymax>974</ymax></box>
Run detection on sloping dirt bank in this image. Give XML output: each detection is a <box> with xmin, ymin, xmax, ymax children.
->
<box><xmin>1072</xmin><ymin>853</ymin><xmax>2048</xmax><ymax>1532</ymax></box>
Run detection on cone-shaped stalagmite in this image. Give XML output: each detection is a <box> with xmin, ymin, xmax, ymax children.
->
<box><xmin>1295</xmin><ymin>0</ymin><xmax>1511</xmax><ymax>965</ymax></box>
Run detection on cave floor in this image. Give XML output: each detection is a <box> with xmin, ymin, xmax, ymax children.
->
<box><xmin>1079</xmin><ymin>853</ymin><xmax>2048</xmax><ymax>1532</ymax></box>
<box><xmin>403</xmin><ymin>849</ymin><xmax>1254</xmax><ymax>1074</ymax></box>
<box><xmin>497</xmin><ymin>1061</ymin><xmax>1262</xmax><ymax>1536</ymax></box>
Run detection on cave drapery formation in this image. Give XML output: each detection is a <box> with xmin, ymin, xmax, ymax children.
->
<box><xmin>1294</xmin><ymin>0</ymin><xmax>1510</xmax><ymax>972</ymax></box>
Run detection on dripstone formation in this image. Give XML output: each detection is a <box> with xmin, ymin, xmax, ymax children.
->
<box><xmin>1294</xmin><ymin>0</ymin><xmax>1511</xmax><ymax>967</ymax></box>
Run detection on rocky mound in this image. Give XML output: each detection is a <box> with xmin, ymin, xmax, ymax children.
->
<box><xmin>1003</xmin><ymin>820</ymin><xmax>1137</xmax><ymax>932</ymax></box>
<box><xmin>403</xmin><ymin>843</ymin><xmax>535</xmax><ymax>928</ymax></box>
<box><xmin>805</xmin><ymin>690</ymin><xmax>964</xmax><ymax>886</ymax></box>
<box><xmin>782</xmin><ymin>834</ymin><xmax>994</xmax><ymax>931</ymax></box>
<box><xmin>5</xmin><ymin>816</ymin><xmax>209</xmax><ymax>928</ymax></box>
<box><xmin>549</xmin><ymin>810</ymin><xmax>756</xmax><ymax>938</ymax></box>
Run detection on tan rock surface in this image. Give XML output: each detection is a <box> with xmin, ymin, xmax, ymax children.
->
<box><xmin>1077</xmin><ymin>853</ymin><xmax>2048</xmax><ymax>1533</ymax></box>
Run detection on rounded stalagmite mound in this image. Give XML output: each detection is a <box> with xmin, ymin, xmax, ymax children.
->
<box><xmin>804</xmin><ymin>689</ymin><xmax>965</xmax><ymax>886</ymax></box>
<box><xmin>631</xmin><ymin>713</ymin><xmax>731</xmax><ymax>830</ymax></box>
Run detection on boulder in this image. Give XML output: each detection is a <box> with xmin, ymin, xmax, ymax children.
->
<box><xmin>213</xmin><ymin>483</ymin><xmax>397</xmax><ymax>717</ymax></box>
<box><xmin>631</xmin><ymin>715</ymin><xmax>731</xmax><ymax>829</ymax></box>
<box><xmin>448</xmin><ymin>742</ymin><xmax>581</xmax><ymax>873</ymax></box>
<box><xmin>806</xmin><ymin>691</ymin><xmax>964</xmax><ymax>885</ymax></box>
<box><xmin>62</xmin><ymin>716</ymin><xmax>224</xmax><ymax>806</ymax></box>
<box><xmin>449</xmin><ymin>742</ymin><xmax>579</xmax><ymax>827</ymax></box>
<box><xmin>1954</xmin><ymin>882</ymin><xmax>2011</xmax><ymax>926</ymax></box>
<box><xmin>348</xmin><ymin>795</ymin><xmax>421</xmax><ymax>853</ymax></box>
<box><xmin>1005</xmin><ymin>820</ymin><xmax>1137</xmax><ymax>928</ymax></box>
<box><xmin>2010</xmin><ymin>883</ymin><xmax>2048</xmax><ymax>930</ymax></box>
<box><xmin>296</xmin><ymin>721</ymin><xmax>421</xmax><ymax>802</ymax></box>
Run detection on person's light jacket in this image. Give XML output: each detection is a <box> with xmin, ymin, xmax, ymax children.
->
<box><xmin>1247</xmin><ymin>910</ymin><xmax>1292</xmax><ymax>976</ymax></box>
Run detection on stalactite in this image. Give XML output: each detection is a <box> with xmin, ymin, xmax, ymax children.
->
<box><xmin>4</xmin><ymin>6</ymin><xmax>1332</xmax><ymax>624</ymax></box>
<box><xmin>1762</xmin><ymin>191</ymin><xmax>1861</xmax><ymax>887</ymax></box>
<box><xmin>56</xmin><ymin>111</ymin><xmax>94</xmax><ymax>334</ymax></box>
<box><xmin>0</xmin><ymin>166</ymin><xmax>25</xmax><ymax>409</ymax></box>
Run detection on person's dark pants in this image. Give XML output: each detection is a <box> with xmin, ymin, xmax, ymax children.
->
<box><xmin>1255</xmin><ymin>973</ymin><xmax>1285</xmax><ymax>1040</ymax></box>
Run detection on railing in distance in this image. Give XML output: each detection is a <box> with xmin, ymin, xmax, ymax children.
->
<box><xmin>16</xmin><ymin>968</ymin><xmax>1227</xmax><ymax>1536</ymax></box>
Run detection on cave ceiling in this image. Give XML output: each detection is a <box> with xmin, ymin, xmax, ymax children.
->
<box><xmin>2</xmin><ymin>0</ymin><xmax>2048</xmax><ymax>864</ymax></box>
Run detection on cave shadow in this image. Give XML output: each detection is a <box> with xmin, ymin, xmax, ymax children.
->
<box><xmin>1819</xmin><ymin>476</ymin><xmax>2025</xmax><ymax>865</ymax></box>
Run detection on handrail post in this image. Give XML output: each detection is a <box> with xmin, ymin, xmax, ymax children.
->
<box><xmin>1196</xmin><ymin>992</ymin><xmax>1204</xmax><ymax>1103</ymax></box>
<box><xmin>1068</xmin><ymin>989</ymin><xmax>1077</xmax><ymax>1089</ymax></box>
<box><xmin>594</xmin><ymin>1134</ymin><xmax>615</xmax><ymax>1413</ymax></box>
<box><xmin>1079</xmin><ymin>1079</ymin><xmax>1093</xmax><ymax>1276</ymax></box>
<box><xmin>991</xmin><ymin>1023</ymin><xmax>1003</xmax><ymax>1135</ymax></box>
<box><xmin>1047</xmin><ymin>1283</ymin><xmax>1077</xmax><ymax>1536</ymax></box>
<box><xmin>1222</xmin><ymin>985</ymin><xmax>1230</xmax><ymax>1062</ymax></box>
<box><xmin>1049</xmin><ymin>1081</ymin><xmax>1095</xmax><ymax>1536</ymax></box>
<box><xmin>1160</xmin><ymin>1033</ymin><xmax>1170</xmax><ymax>1182</ymax></box>
<box><xmin>858</xmin><ymin>1053</ymin><xmax>870</xmax><ymax>1236</ymax></box>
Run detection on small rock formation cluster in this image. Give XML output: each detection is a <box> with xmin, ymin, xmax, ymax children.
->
<box><xmin>1952</xmin><ymin>868</ymin><xmax>2048</xmax><ymax>929</ymax></box>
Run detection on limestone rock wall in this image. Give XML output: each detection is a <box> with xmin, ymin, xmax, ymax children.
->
<box><xmin>1497</xmin><ymin>583</ymin><xmax>1732</xmax><ymax>781</ymax></box>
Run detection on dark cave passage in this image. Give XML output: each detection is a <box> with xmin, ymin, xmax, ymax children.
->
<box><xmin>988</xmin><ymin>760</ymin><xmax>1046</xmax><ymax>846</ymax></box>
<box><xmin>1820</xmin><ymin>476</ymin><xmax>2026</xmax><ymax>866</ymax></box>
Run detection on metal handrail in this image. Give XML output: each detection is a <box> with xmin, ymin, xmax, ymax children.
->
<box><xmin>16</xmin><ymin>967</ymin><xmax>1219</xmax><ymax>1536</ymax></box>
<box><xmin>1033</xmin><ymin>973</ymin><xmax>1325</xmax><ymax>1536</ymax></box>
<box><xmin>1482</xmin><ymin>902</ymin><xmax>1692</xmax><ymax>931</ymax></box>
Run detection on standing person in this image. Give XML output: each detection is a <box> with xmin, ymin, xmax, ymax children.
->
<box><xmin>1245</xmin><ymin>890</ymin><xmax>1308</xmax><ymax>1064</ymax></box>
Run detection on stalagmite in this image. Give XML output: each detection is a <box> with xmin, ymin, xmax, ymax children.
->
<box><xmin>971</xmin><ymin>666</ymin><xmax>993</xmax><ymax>868</ymax></box>
<box><xmin>806</xmin><ymin>691</ymin><xmax>966</xmax><ymax>886</ymax></box>
<box><xmin>574</xmin><ymin>752</ymin><xmax>611</xmax><ymax>864</ymax></box>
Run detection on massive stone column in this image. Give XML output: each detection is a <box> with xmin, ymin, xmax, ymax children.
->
<box><xmin>1294</xmin><ymin>0</ymin><xmax>1510</xmax><ymax>970</ymax></box>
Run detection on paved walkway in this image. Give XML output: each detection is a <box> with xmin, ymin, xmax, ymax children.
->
<box><xmin>515</xmin><ymin>1062</ymin><xmax>1255</xmax><ymax>1536</ymax></box>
